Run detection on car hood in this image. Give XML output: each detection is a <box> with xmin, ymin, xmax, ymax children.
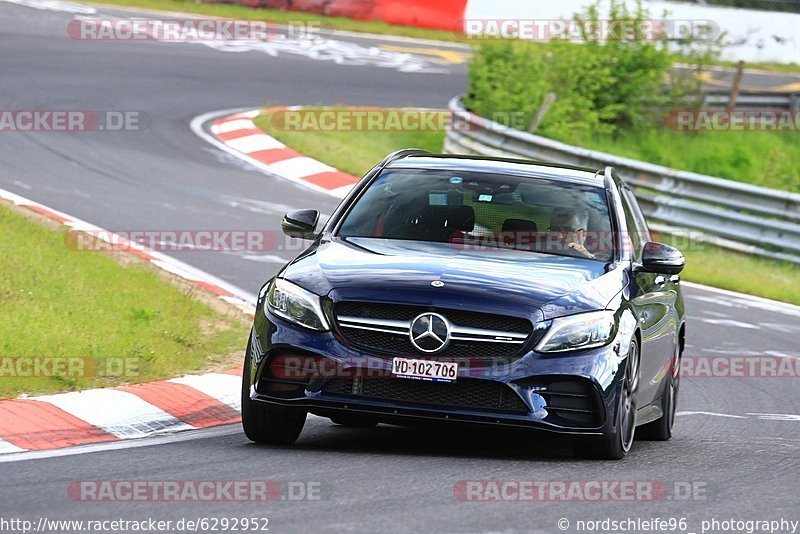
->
<box><xmin>281</xmin><ymin>238</ymin><xmax>627</xmax><ymax>321</ymax></box>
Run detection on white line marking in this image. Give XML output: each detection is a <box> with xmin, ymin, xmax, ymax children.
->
<box><xmin>698</xmin><ymin>318</ymin><xmax>759</xmax><ymax>329</ymax></box>
<box><xmin>212</xmin><ymin>119</ymin><xmax>257</xmax><ymax>134</ymax></box>
<box><xmin>269</xmin><ymin>157</ymin><xmax>334</xmax><ymax>180</ymax></box>
<box><xmin>169</xmin><ymin>373</ymin><xmax>241</xmax><ymax>410</ymax></box>
<box><xmin>748</xmin><ymin>413</ymin><xmax>800</xmax><ymax>421</ymax></box>
<box><xmin>676</xmin><ymin>411</ymin><xmax>748</xmax><ymax>419</ymax></box>
<box><xmin>35</xmin><ymin>389</ymin><xmax>194</xmax><ymax>438</ymax></box>
<box><xmin>0</xmin><ymin>439</ymin><xmax>26</xmax><ymax>454</ymax></box>
<box><xmin>763</xmin><ymin>351</ymin><xmax>800</xmax><ymax>359</ymax></box>
<box><xmin>224</xmin><ymin>133</ymin><xmax>285</xmax><ymax>153</ymax></box>
<box><xmin>758</xmin><ymin>323</ymin><xmax>800</xmax><ymax>334</ymax></box>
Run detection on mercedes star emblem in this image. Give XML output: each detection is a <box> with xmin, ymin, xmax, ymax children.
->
<box><xmin>431</xmin><ymin>281</ymin><xmax>445</xmax><ymax>288</ymax></box>
<box><xmin>409</xmin><ymin>312</ymin><xmax>451</xmax><ymax>353</ymax></box>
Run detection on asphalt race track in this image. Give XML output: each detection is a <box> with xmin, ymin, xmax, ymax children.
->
<box><xmin>1</xmin><ymin>2</ymin><xmax>799</xmax><ymax>532</ymax></box>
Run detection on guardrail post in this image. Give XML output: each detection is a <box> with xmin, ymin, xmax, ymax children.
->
<box><xmin>726</xmin><ymin>61</ymin><xmax>745</xmax><ymax>114</ymax></box>
<box><xmin>527</xmin><ymin>93</ymin><xmax>557</xmax><ymax>133</ymax></box>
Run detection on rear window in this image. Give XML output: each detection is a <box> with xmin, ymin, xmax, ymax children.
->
<box><xmin>337</xmin><ymin>169</ymin><xmax>615</xmax><ymax>262</ymax></box>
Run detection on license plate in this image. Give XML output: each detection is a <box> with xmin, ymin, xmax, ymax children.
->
<box><xmin>391</xmin><ymin>357</ymin><xmax>457</xmax><ymax>383</ymax></box>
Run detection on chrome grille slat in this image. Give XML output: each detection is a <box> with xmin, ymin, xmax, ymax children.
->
<box><xmin>449</xmin><ymin>336</ymin><xmax>526</xmax><ymax>344</ymax></box>
<box><xmin>337</xmin><ymin>315</ymin><xmax>528</xmax><ymax>344</ymax></box>
<box><xmin>338</xmin><ymin>316</ymin><xmax>410</xmax><ymax>330</ymax></box>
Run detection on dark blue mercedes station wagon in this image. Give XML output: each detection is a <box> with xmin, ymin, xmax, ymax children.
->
<box><xmin>242</xmin><ymin>150</ymin><xmax>686</xmax><ymax>460</ymax></box>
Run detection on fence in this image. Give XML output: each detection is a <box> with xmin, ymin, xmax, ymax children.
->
<box><xmin>703</xmin><ymin>92</ymin><xmax>800</xmax><ymax>111</ymax></box>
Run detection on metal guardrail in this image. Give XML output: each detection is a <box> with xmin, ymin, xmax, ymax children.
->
<box><xmin>445</xmin><ymin>96</ymin><xmax>800</xmax><ymax>264</ymax></box>
<box><xmin>703</xmin><ymin>91</ymin><xmax>800</xmax><ymax>111</ymax></box>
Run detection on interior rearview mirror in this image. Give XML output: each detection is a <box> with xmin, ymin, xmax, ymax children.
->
<box><xmin>281</xmin><ymin>209</ymin><xmax>319</xmax><ymax>240</ymax></box>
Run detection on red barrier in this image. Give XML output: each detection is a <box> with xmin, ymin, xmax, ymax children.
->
<box><xmin>214</xmin><ymin>0</ymin><xmax>467</xmax><ymax>32</ymax></box>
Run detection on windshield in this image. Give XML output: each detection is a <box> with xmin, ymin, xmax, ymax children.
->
<box><xmin>337</xmin><ymin>168</ymin><xmax>615</xmax><ymax>262</ymax></box>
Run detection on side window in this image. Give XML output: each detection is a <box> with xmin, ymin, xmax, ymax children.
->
<box><xmin>619</xmin><ymin>188</ymin><xmax>649</xmax><ymax>260</ymax></box>
<box><xmin>623</xmin><ymin>188</ymin><xmax>651</xmax><ymax>242</ymax></box>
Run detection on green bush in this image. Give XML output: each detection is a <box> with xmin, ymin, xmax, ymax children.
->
<box><xmin>466</xmin><ymin>0</ymin><xmax>713</xmax><ymax>144</ymax></box>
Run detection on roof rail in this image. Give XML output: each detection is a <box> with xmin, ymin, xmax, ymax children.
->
<box><xmin>378</xmin><ymin>148</ymin><xmax>432</xmax><ymax>169</ymax></box>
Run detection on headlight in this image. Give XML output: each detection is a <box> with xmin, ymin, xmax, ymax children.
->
<box><xmin>267</xmin><ymin>279</ymin><xmax>330</xmax><ymax>331</ymax></box>
<box><xmin>535</xmin><ymin>310</ymin><xmax>616</xmax><ymax>353</ymax></box>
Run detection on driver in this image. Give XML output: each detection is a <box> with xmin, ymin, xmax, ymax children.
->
<box><xmin>547</xmin><ymin>208</ymin><xmax>595</xmax><ymax>259</ymax></box>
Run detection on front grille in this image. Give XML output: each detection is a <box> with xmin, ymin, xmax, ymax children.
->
<box><xmin>323</xmin><ymin>376</ymin><xmax>529</xmax><ymax>414</ymax></box>
<box><xmin>334</xmin><ymin>302</ymin><xmax>536</xmax><ymax>359</ymax></box>
<box><xmin>337</xmin><ymin>302</ymin><xmax>531</xmax><ymax>333</ymax></box>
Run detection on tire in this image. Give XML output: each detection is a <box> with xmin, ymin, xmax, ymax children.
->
<box><xmin>330</xmin><ymin>414</ymin><xmax>379</xmax><ymax>428</ymax></box>
<box><xmin>573</xmin><ymin>339</ymin><xmax>640</xmax><ymax>460</ymax></box>
<box><xmin>241</xmin><ymin>335</ymin><xmax>307</xmax><ymax>445</ymax></box>
<box><xmin>638</xmin><ymin>347</ymin><xmax>680</xmax><ymax>441</ymax></box>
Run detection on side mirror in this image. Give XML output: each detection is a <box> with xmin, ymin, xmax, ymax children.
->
<box><xmin>281</xmin><ymin>209</ymin><xmax>319</xmax><ymax>240</ymax></box>
<box><xmin>637</xmin><ymin>241</ymin><xmax>685</xmax><ymax>275</ymax></box>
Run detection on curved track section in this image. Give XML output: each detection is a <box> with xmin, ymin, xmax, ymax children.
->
<box><xmin>0</xmin><ymin>2</ymin><xmax>798</xmax><ymax>531</ymax></box>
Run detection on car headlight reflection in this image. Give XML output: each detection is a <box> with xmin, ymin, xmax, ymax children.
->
<box><xmin>267</xmin><ymin>278</ymin><xmax>330</xmax><ymax>331</ymax></box>
<box><xmin>535</xmin><ymin>310</ymin><xmax>616</xmax><ymax>353</ymax></box>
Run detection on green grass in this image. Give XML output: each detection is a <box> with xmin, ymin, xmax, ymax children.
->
<box><xmin>80</xmin><ymin>0</ymin><xmax>464</xmax><ymax>42</ymax></box>
<box><xmin>585</xmin><ymin>129</ymin><xmax>800</xmax><ymax>192</ymax></box>
<box><xmin>254</xmin><ymin>108</ymin><xmax>446</xmax><ymax>177</ymax></box>
<box><xmin>255</xmin><ymin>107</ymin><xmax>800</xmax><ymax>305</ymax></box>
<box><xmin>0</xmin><ymin>203</ymin><xmax>249</xmax><ymax>398</ymax></box>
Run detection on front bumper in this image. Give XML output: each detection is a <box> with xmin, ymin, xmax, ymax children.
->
<box><xmin>247</xmin><ymin>308</ymin><xmax>631</xmax><ymax>437</ymax></box>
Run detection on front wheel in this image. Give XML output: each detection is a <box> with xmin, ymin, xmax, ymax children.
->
<box><xmin>241</xmin><ymin>336</ymin><xmax>307</xmax><ymax>445</ymax></box>
<box><xmin>573</xmin><ymin>339</ymin><xmax>639</xmax><ymax>460</ymax></box>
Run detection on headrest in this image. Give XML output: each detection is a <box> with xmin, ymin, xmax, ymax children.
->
<box><xmin>502</xmin><ymin>218</ymin><xmax>538</xmax><ymax>233</ymax></box>
<box><xmin>423</xmin><ymin>205</ymin><xmax>475</xmax><ymax>232</ymax></box>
